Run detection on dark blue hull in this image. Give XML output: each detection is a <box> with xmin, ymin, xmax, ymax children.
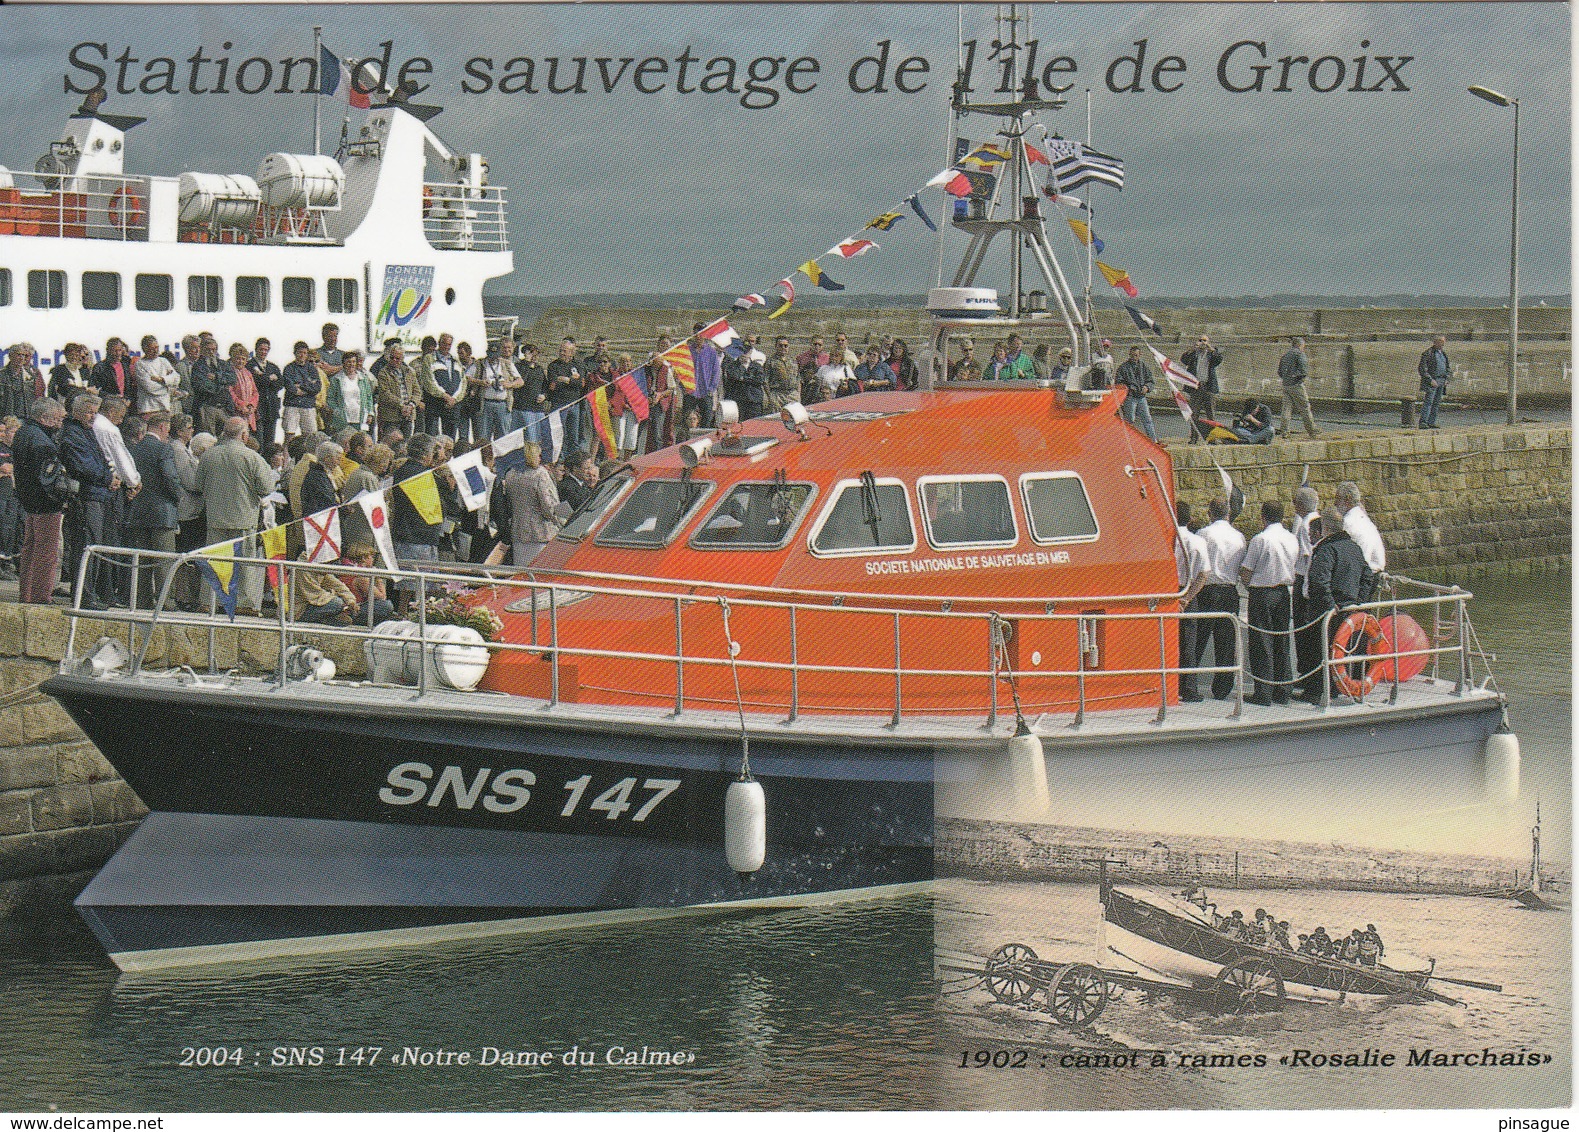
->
<box><xmin>44</xmin><ymin>675</ymin><xmax>935</xmax><ymax>969</ymax></box>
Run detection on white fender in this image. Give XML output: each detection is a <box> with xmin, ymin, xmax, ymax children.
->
<box><xmin>1484</xmin><ymin>730</ymin><xmax>1520</xmax><ymax>804</ymax></box>
<box><xmin>1005</xmin><ymin>727</ymin><xmax>1049</xmax><ymax>819</ymax></box>
<box><xmin>724</xmin><ymin>778</ymin><xmax>767</xmax><ymax>876</ymax></box>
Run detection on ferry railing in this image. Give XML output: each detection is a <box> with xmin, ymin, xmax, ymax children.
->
<box><xmin>6</xmin><ymin>172</ymin><xmax>152</xmax><ymax>241</ymax></box>
<box><xmin>64</xmin><ymin>547</ymin><xmax>1487</xmax><ymax>732</ymax></box>
<box><xmin>422</xmin><ymin>184</ymin><xmax>508</xmax><ymax>252</ymax></box>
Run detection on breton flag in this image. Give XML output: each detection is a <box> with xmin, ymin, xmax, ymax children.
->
<box><xmin>449</xmin><ymin>446</ymin><xmax>492</xmax><ymax>512</ymax></box>
<box><xmin>354</xmin><ymin>492</ymin><xmax>398</xmax><ymax>572</ymax></box>
<box><xmin>828</xmin><ymin>238</ymin><xmax>877</xmax><ymax>259</ymax></box>
<box><xmin>319</xmin><ymin>45</ymin><xmax>373</xmax><ymax>110</ymax></box>
<box><xmin>1126</xmin><ymin>305</ymin><xmax>1162</xmax><ymax>335</ymax></box>
<box><xmin>798</xmin><ymin>260</ymin><xmax>845</xmax><ymax>291</ymax></box>
<box><xmin>304</xmin><ymin>507</ymin><xmax>343</xmax><ymax>564</ymax></box>
<box><xmin>904</xmin><ymin>194</ymin><xmax>938</xmax><ymax>232</ymax></box>
<box><xmin>1097</xmin><ymin>260</ymin><xmax>1139</xmax><ymax>299</ymax></box>
<box><xmin>1051</xmin><ymin>143</ymin><xmax>1125</xmax><ymax>192</ymax></box>
<box><xmin>198</xmin><ymin>538</ymin><xmax>243</xmax><ymax>620</ymax></box>
<box><xmin>1067</xmin><ymin>218</ymin><xmax>1104</xmax><ymax>255</ymax></box>
<box><xmin>864</xmin><ymin>211</ymin><xmax>902</xmax><ymax>231</ymax></box>
<box><xmin>1148</xmin><ymin>345</ymin><xmax>1200</xmax><ymax>392</ymax></box>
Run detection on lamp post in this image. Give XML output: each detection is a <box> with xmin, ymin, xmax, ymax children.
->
<box><xmin>1469</xmin><ymin>84</ymin><xmax>1520</xmax><ymax>425</ymax></box>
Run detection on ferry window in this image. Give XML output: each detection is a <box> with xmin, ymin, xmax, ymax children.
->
<box><xmin>236</xmin><ymin>276</ymin><xmax>270</xmax><ymax>313</ymax></box>
<box><xmin>595</xmin><ymin>478</ymin><xmax>716</xmax><ymax>548</ymax></box>
<box><xmin>557</xmin><ymin>472</ymin><xmax>633</xmax><ymax>542</ymax></box>
<box><xmin>134</xmin><ymin>274</ymin><xmax>172</xmax><ymax>312</ymax></box>
<box><xmin>328</xmin><ymin>278</ymin><xmax>358</xmax><ymax>314</ymax></box>
<box><xmin>188</xmin><ymin>275</ymin><xmax>222</xmax><ymax>313</ymax></box>
<box><xmin>282</xmin><ymin>277</ymin><xmax>315</xmax><ymax>313</ymax></box>
<box><xmin>0</xmin><ymin>269</ymin><xmax>11</xmax><ymax>307</ymax></box>
<box><xmin>808</xmin><ymin>477</ymin><xmax>915</xmax><ymax>556</ymax></box>
<box><xmin>1021</xmin><ymin>473</ymin><xmax>1100</xmax><ymax>544</ymax></box>
<box><xmin>81</xmin><ymin>272</ymin><xmax>121</xmax><ymax>311</ymax></box>
<box><xmin>27</xmin><ymin>270</ymin><xmax>66</xmax><ymax>310</ymax></box>
<box><xmin>918</xmin><ymin>476</ymin><xmax>1017</xmax><ymax>549</ymax></box>
<box><xmin>691</xmin><ymin>481</ymin><xmax>816</xmax><ymax>550</ymax></box>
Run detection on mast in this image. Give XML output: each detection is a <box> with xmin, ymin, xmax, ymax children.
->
<box><xmin>313</xmin><ymin>25</ymin><xmax>323</xmax><ymax>155</ymax></box>
<box><xmin>1083</xmin><ymin>87</ymin><xmax>1094</xmax><ymax>359</ymax></box>
<box><xmin>1530</xmin><ymin>801</ymin><xmax>1543</xmax><ymax>895</ymax></box>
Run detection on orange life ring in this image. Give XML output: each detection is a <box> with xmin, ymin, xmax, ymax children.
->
<box><xmin>109</xmin><ymin>186</ymin><xmax>145</xmax><ymax>229</ymax></box>
<box><xmin>1329</xmin><ymin>611</ymin><xmax>1388</xmax><ymax>698</ymax></box>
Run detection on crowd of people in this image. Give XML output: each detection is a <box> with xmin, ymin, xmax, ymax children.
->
<box><xmin>1184</xmin><ymin>889</ymin><xmax>1388</xmax><ymax>967</ymax></box>
<box><xmin>1174</xmin><ymin>481</ymin><xmax>1387</xmax><ymax>706</ymax></box>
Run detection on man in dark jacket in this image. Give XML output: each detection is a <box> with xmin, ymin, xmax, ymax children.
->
<box><xmin>281</xmin><ymin>341</ymin><xmax>323</xmax><ymax>441</ymax></box>
<box><xmin>1302</xmin><ymin>508</ymin><xmax>1376</xmax><ymax>698</ymax></box>
<box><xmin>58</xmin><ymin>393</ymin><xmax>119</xmax><ymax>610</ymax></box>
<box><xmin>249</xmin><ymin>338</ymin><xmax>284</xmax><ymax>447</ymax></box>
<box><xmin>1417</xmin><ymin>334</ymin><xmax>1450</xmax><ymax>429</ymax></box>
<box><xmin>13</xmin><ymin>398</ymin><xmax>69</xmax><ymax>604</ymax></box>
<box><xmin>190</xmin><ymin>334</ymin><xmax>234</xmax><ymax>437</ymax></box>
<box><xmin>90</xmin><ymin>338</ymin><xmax>135</xmax><ymax>402</ymax></box>
<box><xmin>126</xmin><ymin>410</ymin><xmax>184</xmax><ymax>607</ymax></box>
<box><xmin>1180</xmin><ymin>335</ymin><xmax>1223</xmax><ymax>444</ymax></box>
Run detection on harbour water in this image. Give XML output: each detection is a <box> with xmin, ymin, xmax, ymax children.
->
<box><xmin>0</xmin><ymin>569</ymin><xmax>1566</xmax><ymax>1111</ymax></box>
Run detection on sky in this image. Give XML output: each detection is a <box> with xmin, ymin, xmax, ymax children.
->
<box><xmin>0</xmin><ymin>3</ymin><xmax>1569</xmax><ymax>299</ymax></box>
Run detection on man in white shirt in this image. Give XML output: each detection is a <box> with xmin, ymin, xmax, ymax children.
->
<box><xmin>1290</xmin><ymin>485</ymin><xmax>1320</xmax><ymax>696</ymax></box>
<box><xmin>1196</xmin><ymin>496</ymin><xmax>1247</xmax><ymax>700</ymax></box>
<box><xmin>134</xmin><ymin>335</ymin><xmax>183</xmax><ymax>416</ymax></box>
<box><xmin>1336</xmin><ymin>481</ymin><xmax>1384</xmax><ymax>601</ymax></box>
<box><xmin>1174</xmin><ymin>501</ymin><xmax>1210</xmax><ymax>702</ymax></box>
<box><xmin>1240</xmin><ymin>500</ymin><xmax>1300</xmax><ymax>705</ymax></box>
<box><xmin>92</xmin><ymin>395</ymin><xmax>141</xmax><ymax>605</ymax></box>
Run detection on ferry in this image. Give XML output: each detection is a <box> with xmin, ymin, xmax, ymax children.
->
<box><xmin>36</xmin><ymin>29</ymin><xmax>1515</xmax><ymax>970</ymax></box>
<box><xmin>0</xmin><ymin>86</ymin><xmax>511</xmax><ymax>369</ymax></box>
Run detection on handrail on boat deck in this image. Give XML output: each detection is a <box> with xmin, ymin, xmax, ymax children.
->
<box><xmin>62</xmin><ymin>545</ymin><xmax>1493</xmax><ymax>732</ymax></box>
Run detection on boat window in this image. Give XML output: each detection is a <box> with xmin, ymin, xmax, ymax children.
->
<box><xmin>188</xmin><ymin>275</ymin><xmax>222</xmax><ymax>313</ymax></box>
<box><xmin>134</xmin><ymin>274</ymin><xmax>172</xmax><ymax>312</ymax></box>
<box><xmin>81</xmin><ymin>272</ymin><xmax>120</xmax><ymax>312</ymax></box>
<box><xmin>691</xmin><ymin>480</ymin><xmax>817</xmax><ymax>550</ymax></box>
<box><xmin>282</xmin><ymin>277</ymin><xmax>315</xmax><ymax>313</ymax></box>
<box><xmin>595</xmin><ymin>477</ymin><xmax>716</xmax><ymax>548</ymax></box>
<box><xmin>27</xmin><ymin>270</ymin><xmax>66</xmax><ymax>310</ymax></box>
<box><xmin>918</xmin><ymin>476</ymin><xmax>1017</xmax><ymax>549</ymax></box>
<box><xmin>328</xmin><ymin>278</ymin><xmax>358</xmax><ymax>314</ymax></box>
<box><xmin>556</xmin><ymin>472</ymin><xmax>633</xmax><ymax>542</ymax></box>
<box><xmin>0</xmin><ymin>269</ymin><xmax>11</xmax><ymax>307</ymax></box>
<box><xmin>1021</xmin><ymin>473</ymin><xmax>1100</xmax><ymax>544</ymax></box>
<box><xmin>808</xmin><ymin>476</ymin><xmax>916</xmax><ymax>556</ymax></box>
<box><xmin>236</xmin><ymin>276</ymin><xmax>270</xmax><ymax>314</ymax></box>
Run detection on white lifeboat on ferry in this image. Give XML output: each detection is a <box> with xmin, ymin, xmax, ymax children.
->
<box><xmin>256</xmin><ymin>153</ymin><xmax>344</xmax><ymax>209</ymax></box>
<box><xmin>177</xmin><ymin>173</ymin><xmax>261</xmax><ymax>227</ymax></box>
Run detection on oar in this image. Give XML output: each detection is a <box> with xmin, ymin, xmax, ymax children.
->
<box><xmin>1429</xmin><ymin>973</ymin><xmax>1503</xmax><ymax>993</ymax></box>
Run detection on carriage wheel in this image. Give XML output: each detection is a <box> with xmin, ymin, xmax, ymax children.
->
<box><xmin>983</xmin><ymin>942</ymin><xmax>1040</xmax><ymax>1004</ymax></box>
<box><xmin>1044</xmin><ymin>963</ymin><xmax>1109</xmax><ymax>1027</ymax></box>
<box><xmin>1214</xmin><ymin>956</ymin><xmax>1286</xmax><ymax>1013</ymax></box>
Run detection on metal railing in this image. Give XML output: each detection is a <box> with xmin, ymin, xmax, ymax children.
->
<box><xmin>1</xmin><ymin>172</ymin><xmax>151</xmax><ymax>241</ymax></box>
<box><xmin>423</xmin><ymin>183</ymin><xmax>508</xmax><ymax>252</ymax></box>
<box><xmin>63</xmin><ymin>545</ymin><xmax>1493</xmax><ymax>731</ymax></box>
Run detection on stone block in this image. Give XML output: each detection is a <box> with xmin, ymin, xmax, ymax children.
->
<box><xmin>49</xmin><ymin>824</ymin><xmax>118</xmax><ymax>873</ymax></box>
<box><xmin>0</xmin><ymin>657</ymin><xmax>58</xmax><ymax>699</ymax></box>
<box><xmin>29</xmin><ymin>783</ymin><xmax>93</xmax><ymax>832</ymax></box>
<box><xmin>0</xmin><ymin>605</ymin><xmax>24</xmax><ymax>658</ymax></box>
<box><xmin>0</xmin><ymin>831</ymin><xmax>53</xmax><ymax>882</ymax></box>
<box><xmin>23</xmin><ymin>606</ymin><xmax>70</xmax><ymax>661</ymax></box>
<box><xmin>22</xmin><ymin>700</ymin><xmax>77</xmax><ymax>744</ymax></box>
<box><xmin>0</xmin><ymin>746</ymin><xmax>55</xmax><ymax>790</ymax></box>
<box><xmin>0</xmin><ymin>793</ymin><xmax>33</xmax><ymax>837</ymax></box>
<box><xmin>90</xmin><ymin>779</ymin><xmax>147</xmax><ymax>825</ymax></box>
<box><xmin>55</xmin><ymin>741</ymin><xmax>113</xmax><ymax>785</ymax></box>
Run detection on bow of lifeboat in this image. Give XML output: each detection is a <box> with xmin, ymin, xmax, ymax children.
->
<box><xmin>469</xmin><ymin>385</ymin><xmax>1181</xmax><ymax>722</ymax></box>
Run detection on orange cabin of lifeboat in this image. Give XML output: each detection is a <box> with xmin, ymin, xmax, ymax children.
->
<box><xmin>472</xmin><ymin>384</ymin><xmax>1181</xmax><ymax>721</ymax></box>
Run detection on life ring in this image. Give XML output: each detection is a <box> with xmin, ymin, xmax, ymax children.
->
<box><xmin>108</xmin><ymin>186</ymin><xmax>144</xmax><ymax>229</ymax></box>
<box><xmin>1329</xmin><ymin>611</ymin><xmax>1388</xmax><ymax>698</ymax></box>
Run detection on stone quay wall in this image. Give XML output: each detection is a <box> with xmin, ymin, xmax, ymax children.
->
<box><xmin>937</xmin><ymin>818</ymin><xmax>1557</xmax><ymax>896</ymax></box>
<box><xmin>0</xmin><ymin>605</ymin><xmax>371</xmax><ymax>915</ymax></box>
<box><xmin>524</xmin><ymin>305</ymin><xmax>1572</xmax><ymax>407</ymax></box>
<box><xmin>1168</xmin><ymin>422</ymin><xmax>1570</xmax><ymax>578</ymax></box>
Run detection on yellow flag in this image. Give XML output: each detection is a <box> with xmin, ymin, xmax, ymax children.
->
<box><xmin>399</xmin><ymin>469</ymin><xmax>444</xmax><ymax>524</ymax></box>
<box><xmin>260</xmin><ymin>525</ymin><xmax>288</xmax><ymax>561</ymax></box>
<box><xmin>1068</xmin><ymin>218</ymin><xmax>1094</xmax><ymax>247</ymax></box>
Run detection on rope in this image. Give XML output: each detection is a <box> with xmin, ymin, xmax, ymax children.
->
<box><xmin>989</xmin><ymin>612</ymin><xmax>1027</xmax><ymax>730</ymax></box>
<box><xmin>717</xmin><ymin>596</ymin><xmax>752</xmax><ymax>780</ymax></box>
<box><xmin>0</xmin><ymin>678</ymin><xmax>49</xmax><ymax>709</ymax></box>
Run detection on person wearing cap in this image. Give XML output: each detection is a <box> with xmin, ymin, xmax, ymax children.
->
<box><xmin>947</xmin><ymin>339</ymin><xmax>977</xmax><ymax>382</ymax></box>
<box><xmin>1089</xmin><ymin>338</ymin><xmax>1116</xmax><ymax>389</ymax></box>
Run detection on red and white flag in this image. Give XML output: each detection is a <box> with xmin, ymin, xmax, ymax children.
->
<box><xmin>354</xmin><ymin>492</ymin><xmax>398</xmax><ymax>571</ymax></box>
<box><xmin>304</xmin><ymin>507</ymin><xmax>343</xmax><ymax>564</ymax></box>
<box><xmin>827</xmin><ymin>238</ymin><xmax>877</xmax><ymax>259</ymax></box>
<box><xmin>1148</xmin><ymin>345</ymin><xmax>1199</xmax><ymax>391</ymax></box>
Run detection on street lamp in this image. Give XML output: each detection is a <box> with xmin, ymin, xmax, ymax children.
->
<box><xmin>1469</xmin><ymin>84</ymin><xmax>1520</xmax><ymax>425</ymax></box>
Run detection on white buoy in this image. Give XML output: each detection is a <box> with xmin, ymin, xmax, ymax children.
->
<box><xmin>1485</xmin><ymin>729</ymin><xmax>1520</xmax><ymax>804</ymax></box>
<box><xmin>313</xmin><ymin>655</ymin><xmax>337</xmax><ymax>683</ymax></box>
<box><xmin>1005</xmin><ymin>726</ymin><xmax>1049</xmax><ymax>819</ymax></box>
<box><xmin>724</xmin><ymin>778</ymin><xmax>767</xmax><ymax>876</ymax></box>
